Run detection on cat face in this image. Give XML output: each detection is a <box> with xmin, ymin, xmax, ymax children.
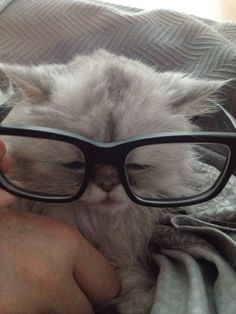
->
<box><xmin>0</xmin><ymin>50</ymin><xmax>223</xmax><ymax>213</ymax></box>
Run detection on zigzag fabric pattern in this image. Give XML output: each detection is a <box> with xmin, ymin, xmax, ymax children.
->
<box><xmin>1</xmin><ymin>0</ymin><xmax>236</xmax><ymax>111</ymax></box>
<box><xmin>0</xmin><ymin>0</ymin><xmax>14</xmax><ymax>12</ymax></box>
<box><xmin>0</xmin><ymin>1</ymin><xmax>236</xmax><ymax>81</ymax></box>
<box><xmin>1</xmin><ymin>0</ymin><xmax>236</xmax><ymax>114</ymax></box>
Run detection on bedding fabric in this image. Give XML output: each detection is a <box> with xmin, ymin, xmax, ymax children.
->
<box><xmin>0</xmin><ymin>0</ymin><xmax>14</xmax><ymax>12</ymax></box>
<box><xmin>1</xmin><ymin>1</ymin><xmax>236</xmax><ymax>313</ymax></box>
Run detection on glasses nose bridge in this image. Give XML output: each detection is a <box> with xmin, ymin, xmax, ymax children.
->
<box><xmin>88</xmin><ymin>145</ymin><xmax>119</xmax><ymax>167</ymax></box>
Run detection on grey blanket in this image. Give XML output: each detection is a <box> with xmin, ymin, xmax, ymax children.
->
<box><xmin>1</xmin><ymin>1</ymin><xmax>236</xmax><ymax>313</ymax></box>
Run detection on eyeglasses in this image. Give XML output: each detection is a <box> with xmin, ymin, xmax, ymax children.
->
<box><xmin>0</xmin><ymin>105</ymin><xmax>236</xmax><ymax>207</ymax></box>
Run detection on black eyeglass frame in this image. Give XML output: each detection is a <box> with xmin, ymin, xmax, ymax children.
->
<box><xmin>0</xmin><ymin>105</ymin><xmax>236</xmax><ymax>207</ymax></box>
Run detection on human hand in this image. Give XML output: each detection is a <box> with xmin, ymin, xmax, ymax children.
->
<box><xmin>0</xmin><ymin>139</ymin><xmax>17</xmax><ymax>207</ymax></box>
<box><xmin>0</xmin><ymin>139</ymin><xmax>120</xmax><ymax>313</ymax></box>
<box><xmin>0</xmin><ymin>210</ymin><xmax>120</xmax><ymax>314</ymax></box>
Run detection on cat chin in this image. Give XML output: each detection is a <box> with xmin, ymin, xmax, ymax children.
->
<box><xmin>79</xmin><ymin>199</ymin><xmax>131</xmax><ymax>215</ymax></box>
<box><xmin>77</xmin><ymin>183</ymin><xmax>131</xmax><ymax>214</ymax></box>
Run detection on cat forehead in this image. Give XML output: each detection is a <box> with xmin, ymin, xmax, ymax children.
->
<box><xmin>54</xmin><ymin>61</ymin><xmax>142</xmax><ymax>105</ymax></box>
<box><xmin>48</xmin><ymin>62</ymin><xmax>195</xmax><ymax>142</ymax></box>
<box><xmin>51</xmin><ymin>62</ymin><xmax>177</xmax><ymax>140</ymax></box>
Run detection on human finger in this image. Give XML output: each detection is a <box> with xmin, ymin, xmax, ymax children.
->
<box><xmin>0</xmin><ymin>189</ymin><xmax>17</xmax><ymax>207</ymax></box>
<box><xmin>0</xmin><ymin>154</ymin><xmax>12</xmax><ymax>173</ymax></box>
<box><xmin>50</xmin><ymin>276</ymin><xmax>95</xmax><ymax>314</ymax></box>
<box><xmin>0</xmin><ymin>140</ymin><xmax>6</xmax><ymax>161</ymax></box>
<box><xmin>73</xmin><ymin>232</ymin><xmax>120</xmax><ymax>305</ymax></box>
<box><xmin>0</xmin><ymin>154</ymin><xmax>17</xmax><ymax>207</ymax></box>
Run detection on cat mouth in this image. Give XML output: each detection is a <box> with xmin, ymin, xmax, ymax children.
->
<box><xmin>100</xmin><ymin>195</ymin><xmax>116</xmax><ymax>205</ymax></box>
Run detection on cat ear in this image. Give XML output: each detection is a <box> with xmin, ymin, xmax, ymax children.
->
<box><xmin>0</xmin><ymin>65</ymin><xmax>50</xmax><ymax>104</ymax></box>
<box><xmin>0</xmin><ymin>68</ymin><xmax>12</xmax><ymax>93</ymax></box>
<box><xmin>167</xmin><ymin>73</ymin><xmax>226</xmax><ymax>116</ymax></box>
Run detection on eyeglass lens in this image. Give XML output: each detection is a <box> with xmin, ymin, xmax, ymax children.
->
<box><xmin>125</xmin><ymin>143</ymin><xmax>229</xmax><ymax>200</ymax></box>
<box><xmin>1</xmin><ymin>135</ymin><xmax>86</xmax><ymax>197</ymax></box>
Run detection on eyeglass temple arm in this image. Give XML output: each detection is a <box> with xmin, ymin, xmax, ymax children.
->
<box><xmin>215</xmin><ymin>103</ymin><xmax>236</xmax><ymax>132</ymax></box>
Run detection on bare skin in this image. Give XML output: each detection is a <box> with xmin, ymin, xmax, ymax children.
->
<box><xmin>0</xmin><ymin>141</ymin><xmax>120</xmax><ymax>314</ymax></box>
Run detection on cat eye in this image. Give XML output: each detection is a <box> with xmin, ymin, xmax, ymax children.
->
<box><xmin>63</xmin><ymin>161</ymin><xmax>85</xmax><ymax>171</ymax></box>
<box><xmin>0</xmin><ymin>104</ymin><xmax>235</xmax><ymax>208</ymax></box>
<box><xmin>126</xmin><ymin>163</ymin><xmax>149</xmax><ymax>171</ymax></box>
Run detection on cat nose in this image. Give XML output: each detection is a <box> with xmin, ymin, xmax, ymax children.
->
<box><xmin>97</xmin><ymin>181</ymin><xmax>117</xmax><ymax>193</ymax></box>
<box><xmin>91</xmin><ymin>165</ymin><xmax>120</xmax><ymax>192</ymax></box>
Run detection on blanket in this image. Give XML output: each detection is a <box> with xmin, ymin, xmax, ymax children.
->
<box><xmin>1</xmin><ymin>1</ymin><xmax>236</xmax><ymax>313</ymax></box>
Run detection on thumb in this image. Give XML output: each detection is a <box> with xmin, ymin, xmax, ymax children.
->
<box><xmin>73</xmin><ymin>233</ymin><xmax>120</xmax><ymax>305</ymax></box>
<box><xmin>0</xmin><ymin>189</ymin><xmax>17</xmax><ymax>207</ymax></box>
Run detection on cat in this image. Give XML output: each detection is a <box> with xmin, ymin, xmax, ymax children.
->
<box><xmin>0</xmin><ymin>49</ymin><xmax>223</xmax><ymax>313</ymax></box>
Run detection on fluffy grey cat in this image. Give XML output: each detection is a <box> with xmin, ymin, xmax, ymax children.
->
<box><xmin>0</xmin><ymin>50</ymin><xmax>222</xmax><ymax>313</ymax></box>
